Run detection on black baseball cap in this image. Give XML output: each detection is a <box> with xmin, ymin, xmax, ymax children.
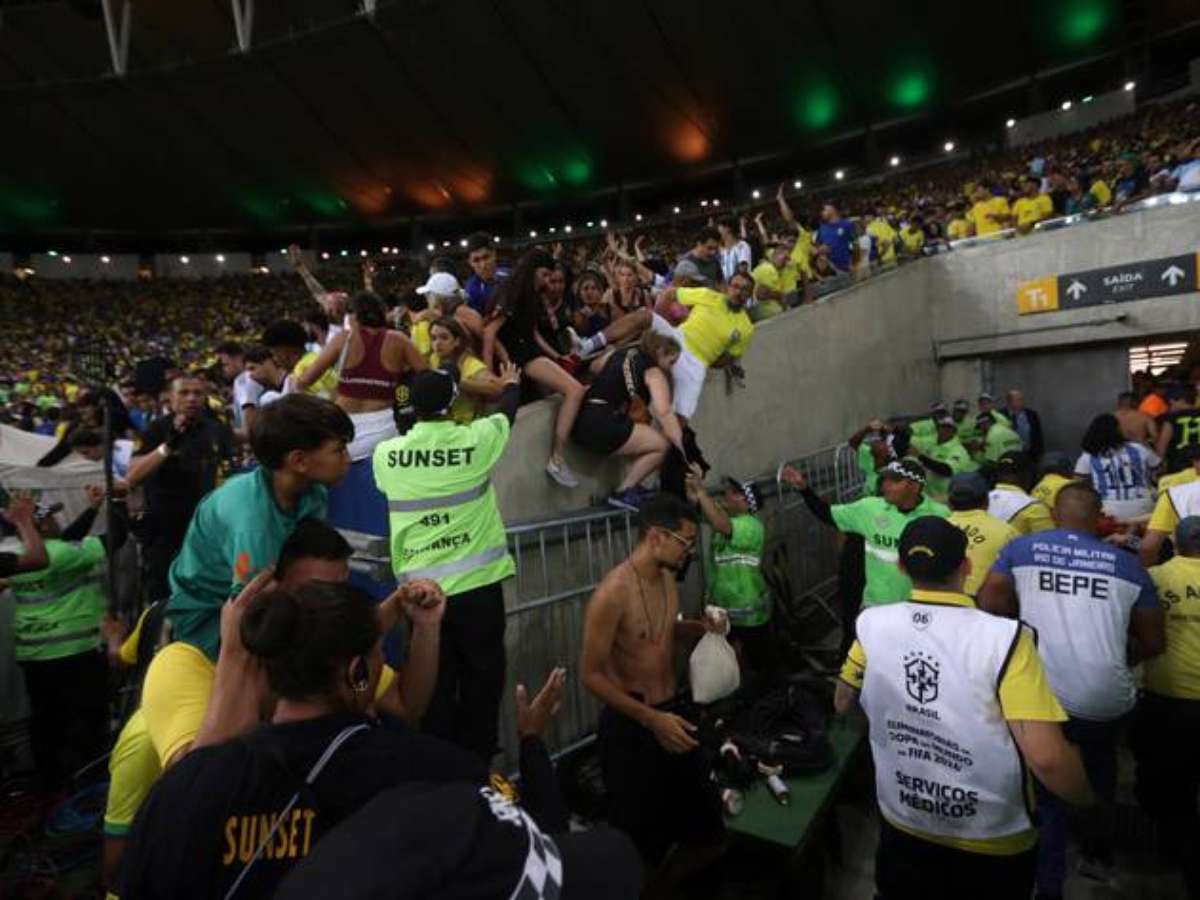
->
<box><xmin>410</xmin><ymin>369</ymin><xmax>459</xmax><ymax>418</ymax></box>
<box><xmin>724</xmin><ymin>476</ymin><xmax>763</xmax><ymax>513</ymax></box>
<box><xmin>952</xmin><ymin>399</ymin><xmax>970</xmax><ymax>412</ymax></box>
<box><xmin>274</xmin><ymin>781</ymin><xmax>642</xmax><ymax>900</ymax></box>
<box><xmin>948</xmin><ymin>472</ymin><xmax>989</xmax><ymax>507</ymax></box>
<box><xmin>899</xmin><ymin>517</ymin><xmax>968</xmax><ymax>581</ymax></box>
<box><xmin>975</xmin><ymin>411</ymin><xmax>995</xmax><ymax>425</ymax></box>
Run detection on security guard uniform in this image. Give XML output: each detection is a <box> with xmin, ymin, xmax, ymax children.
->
<box><xmin>373</xmin><ymin>403</ymin><xmax>515</xmax><ymax>761</ymax></box>
<box><xmin>10</xmin><ymin>535</ymin><xmax>109</xmax><ymax>789</ymax></box>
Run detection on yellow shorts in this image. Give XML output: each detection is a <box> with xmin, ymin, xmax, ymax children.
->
<box><xmin>141</xmin><ymin>642</ymin><xmax>215</xmax><ymax>767</ymax></box>
<box><xmin>103</xmin><ymin>709</ymin><xmax>162</xmax><ymax>837</ymax></box>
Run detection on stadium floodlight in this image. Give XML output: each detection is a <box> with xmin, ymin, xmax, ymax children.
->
<box><xmin>216</xmin><ymin>254</ymin><xmax>226</xmax><ymax>263</ymax></box>
<box><xmin>712</xmin><ymin>199</ymin><xmax>720</xmax><ymax>207</ymax></box>
<box><xmin>549</xmin><ymin>227</ymin><xmax>557</xmax><ymax>233</ymax></box>
<box><xmin>599</xmin><ymin>219</ymin><xmax>607</xmax><ymax>228</ymax></box>
<box><xmin>320</xmin><ymin>252</ymin><xmax>329</xmax><ymax>260</ymax></box>
<box><xmin>460</xmin><ymin>239</ymin><xmax>469</xmax><ymax>248</ymax></box>
<box><xmin>751</xmin><ymin>190</ymin><xmax>761</xmax><ymax>200</ymax></box>
<box><xmin>1082</xmin><ymin>95</ymin><xmax>1094</xmax><ymax>103</ymax></box>
<box><xmin>529</xmin><ymin>230</ymin><xmax>538</xmax><ymax>238</ymax></box>
<box><xmin>1124</xmin><ymin>80</ymin><xmax>1135</xmax><ymax>91</ymax></box>
<box><xmin>180</xmin><ymin>256</ymin><xmax>189</xmax><ymax>264</ymax></box>
<box><xmin>1006</xmin><ymin>118</ymin><xmax>1016</xmax><ymax>128</ymax></box>
<box><xmin>889</xmin><ymin>156</ymin><xmax>900</xmax><ymax>167</ymax></box>
<box><xmin>564</xmin><ymin>225</ymin><xmax>573</xmax><ymax>233</ymax></box>
<box><xmin>381</xmin><ymin>246</ymin><xmax>390</xmax><ymax>254</ymax></box>
<box><xmin>340</xmin><ymin>250</ymin><xmax>348</xmax><ymax>257</ymax></box>
<box><xmin>943</xmin><ymin>140</ymin><xmax>955</xmax><ymax>152</ymax></box>
<box><xmin>701</xmin><ymin>200</ymin><xmax>709</xmax><ymax>207</ymax></box>
<box><xmin>835</xmin><ymin>169</ymin><xmax>845</xmax><ymax>180</ymax></box>
<box><xmin>359</xmin><ymin>250</ymin><xmax>368</xmax><ymax>257</ymax></box>
<box><xmin>426</xmin><ymin>243</ymin><xmax>435</xmax><ymax>252</ymax></box>
<box><xmin>442</xmin><ymin>241</ymin><xmax>451</xmax><ymax>247</ymax></box>
<box><xmin>62</xmin><ymin>256</ymin><xmax>72</xmax><ymax>263</ymax></box>
<box><xmin>48</xmin><ymin>250</ymin><xmax>58</xmax><ymax>257</ymax></box>
<box><xmin>673</xmin><ymin>206</ymin><xmax>681</xmax><ymax>214</ymax></box>
<box><xmin>586</xmin><ymin>221</ymin><xmax>594</xmax><ymax>228</ymax></box>
<box><xmin>635</xmin><ymin>214</ymin><xmax>643</xmax><ymax>222</ymax></box>
<box><xmin>793</xmin><ymin>180</ymin><xmax>802</xmax><ymax>189</ymax></box>
<box><xmin>1061</xmin><ymin>100</ymin><xmax>1072</xmax><ymax>110</ymax></box>
<box><xmin>493</xmin><ymin>236</ymin><xmax>501</xmax><ymax>243</ymax></box>
<box><xmin>100</xmin><ymin>255</ymin><xmax>111</xmax><ymax>264</ymax></box>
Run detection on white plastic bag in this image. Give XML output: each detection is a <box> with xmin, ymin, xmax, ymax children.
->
<box><xmin>689</xmin><ymin>607</ymin><xmax>740</xmax><ymax>704</ymax></box>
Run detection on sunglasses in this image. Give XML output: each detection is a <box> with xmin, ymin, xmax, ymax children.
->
<box><xmin>658</xmin><ymin>526</ymin><xmax>696</xmax><ymax>550</ymax></box>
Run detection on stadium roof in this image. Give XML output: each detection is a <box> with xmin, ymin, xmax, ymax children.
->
<box><xmin>1</xmin><ymin>0</ymin><xmax>1197</xmax><ymax>241</ymax></box>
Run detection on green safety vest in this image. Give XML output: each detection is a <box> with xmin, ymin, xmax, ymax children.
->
<box><xmin>372</xmin><ymin>414</ymin><xmax>515</xmax><ymax>596</ymax></box>
<box><xmin>924</xmin><ymin>437</ymin><xmax>977</xmax><ymax>501</ymax></box>
<box><xmin>9</xmin><ymin>537</ymin><xmax>106</xmax><ymax>662</ymax></box>
<box><xmin>706</xmin><ymin>514</ymin><xmax>770</xmax><ymax>627</ymax></box>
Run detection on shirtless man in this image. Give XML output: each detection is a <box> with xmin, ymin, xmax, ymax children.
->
<box><xmin>581</xmin><ymin>492</ymin><xmax>726</xmax><ymax>894</ymax></box>
<box><xmin>1116</xmin><ymin>391</ymin><xmax>1158</xmax><ymax>446</ymax></box>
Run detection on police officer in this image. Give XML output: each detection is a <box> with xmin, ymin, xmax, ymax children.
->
<box><xmin>10</xmin><ymin>486</ymin><xmax>128</xmax><ymax>791</ymax></box>
<box><xmin>978</xmin><ymin>482</ymin><xmax>1164</xmax><ymax>895</ymax></box>
<box><xmin>838</xmin><ymin>516</ymin><xmax>1094</xmax><ymax>899</ymax></box>
<box><xmin>372</xmin><ymin>363</ymin><xmax>521</xmax><ymax>762</ymax></box>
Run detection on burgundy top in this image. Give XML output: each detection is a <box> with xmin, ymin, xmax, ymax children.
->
<box><xmin>338</xmin><ymin>328</ymin><xmax>397</xmax><ymax>402</ymax></box>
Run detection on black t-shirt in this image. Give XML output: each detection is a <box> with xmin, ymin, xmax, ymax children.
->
<box><xmin>119</xmin><ymin>713</ymin><xmax>484</xmax><ymax>900</ymax></box>
<box><xmin>136</xmin><ymin>414</ymin><xmax>233</xmax><ymax>542</ymax></box>
<box><xmin>585</xmin><ymin>347</ymin><xmax>651</xmax><ymax>409</ymax></box>
<box><xmin>0</xmin><ymin>552</ymin><xmax>18</xmax><ymax>577</ymax></box>
<box><xmin>1158</xmin><ymin>407</ymin><xmax>1200</xmax><ymax>473</ymax></box>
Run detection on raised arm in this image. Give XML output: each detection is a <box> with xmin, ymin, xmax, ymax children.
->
<box><xmin>288</xmin><ymin>244</ymin><xmax>330</xmax><ymax>304</ymax></box>
<box><xmin>0</xmin><ymin>493</ymin><xmax>48</xmax><ymax>574</ymax></box>
<box><xmin>685</xmin><ymin>464</ymin><xmax>732</xmax><ymax>537</ymax></box>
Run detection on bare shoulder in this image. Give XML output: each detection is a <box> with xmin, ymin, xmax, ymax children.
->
<box><xmin>590</xmin><ymin>564</ymin><xmax>633</xmax><ymax>611</ymax></box>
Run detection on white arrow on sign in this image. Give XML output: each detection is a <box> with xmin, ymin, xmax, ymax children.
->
<box><xmin>1066</xmin><ymin>279</ymin><xmax>1087</xmax><ymax>301</ymax></box>
<box><xmin>1162</xmin><ymin>265</ymin><xmax>1185</xmax><ymax>287</ymax></box>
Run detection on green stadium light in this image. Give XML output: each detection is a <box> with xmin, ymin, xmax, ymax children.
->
<box><xmin>890</xmin><ymin>71</ymin><xmax>931</xmax><ymax>109</ymax></box>
<box><xmin>1058</xmin><ymin>0</ymin><xmax>1111</xmax><ymax>46</ymax></box>
<box><xmin>796</xmin><ymin>83</ymin><xmax>837</xmax><ymax>130</ymax></box>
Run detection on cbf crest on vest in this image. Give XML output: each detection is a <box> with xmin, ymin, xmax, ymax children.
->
<box><xmin>904</xmin><ymin>650</ymin><xmax>940</xmax><ymax>705</ymax></box>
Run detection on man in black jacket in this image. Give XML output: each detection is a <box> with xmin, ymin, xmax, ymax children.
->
<box><xmin>1001</xmin><ymin>388</ymin><xmax>1044</xmax><ymax>461</ymax></box>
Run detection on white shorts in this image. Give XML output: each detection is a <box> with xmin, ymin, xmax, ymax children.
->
<box><xmin>347</xmin><ymin>408</ymin><xmax>398</xmax><ymax>462</ymax></box>
<box><xmin>651</xmin><ymin>313</ymin><xmax>708</xmax><ymax>419</ymax></box>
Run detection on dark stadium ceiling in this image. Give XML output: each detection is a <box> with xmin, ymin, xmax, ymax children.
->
<box><xmin>0</xmin><ymin>0</ymin><xmax>1197</xmax><ymax>242</ymax></box>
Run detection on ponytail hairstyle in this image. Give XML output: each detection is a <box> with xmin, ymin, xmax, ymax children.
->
<box><xmin>239</xmin><ymin>581</ymin><xmax>380</xmax><ymax>702</ymax></box>
<box><xmin>350</xmin><ymin>291</ymin><xmax>388</xmax><ymax>329</ymax></box>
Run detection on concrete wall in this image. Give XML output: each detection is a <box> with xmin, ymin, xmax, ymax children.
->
<box><xmin>493</xmin><ymin>262</ymin><xmax>939</xmax><ymax>522</ymax></box>
<box><xmin>930</xmin><ymin>203</ymin><xmax>1200</xmax><ymax>361</ymax></box>
<box><xmin>491</xmin><ymin>203</ymin><xmax>1200</xmax><ymax>522</ymax></box>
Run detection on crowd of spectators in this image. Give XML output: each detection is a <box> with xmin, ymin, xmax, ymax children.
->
<box><xmin>1</xmin><ymin>94</ymin><xmax>1200</xmax><ymax>900</ymax></box>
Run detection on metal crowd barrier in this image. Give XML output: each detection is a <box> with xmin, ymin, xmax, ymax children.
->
<box><xmin>491</xmin><ymin>442</ymin><xmax>865</xmax><ymax>772</ymax></box>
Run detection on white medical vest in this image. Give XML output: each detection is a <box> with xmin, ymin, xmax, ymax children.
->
<box><xmin>858</xmin><ymin>600</ymin><xmax>1031</xmax><ymax>841</ymax></box>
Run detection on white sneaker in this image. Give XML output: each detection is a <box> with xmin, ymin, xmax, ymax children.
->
<box><xmin>567</xmin><ymin>326</ymin><xmax>603</xmax><ymax>360</ymax></box>
<box><xmin>546</xmin><ymin>458</ymin><xmax>581</xmax><ymax>488</ymax></box>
